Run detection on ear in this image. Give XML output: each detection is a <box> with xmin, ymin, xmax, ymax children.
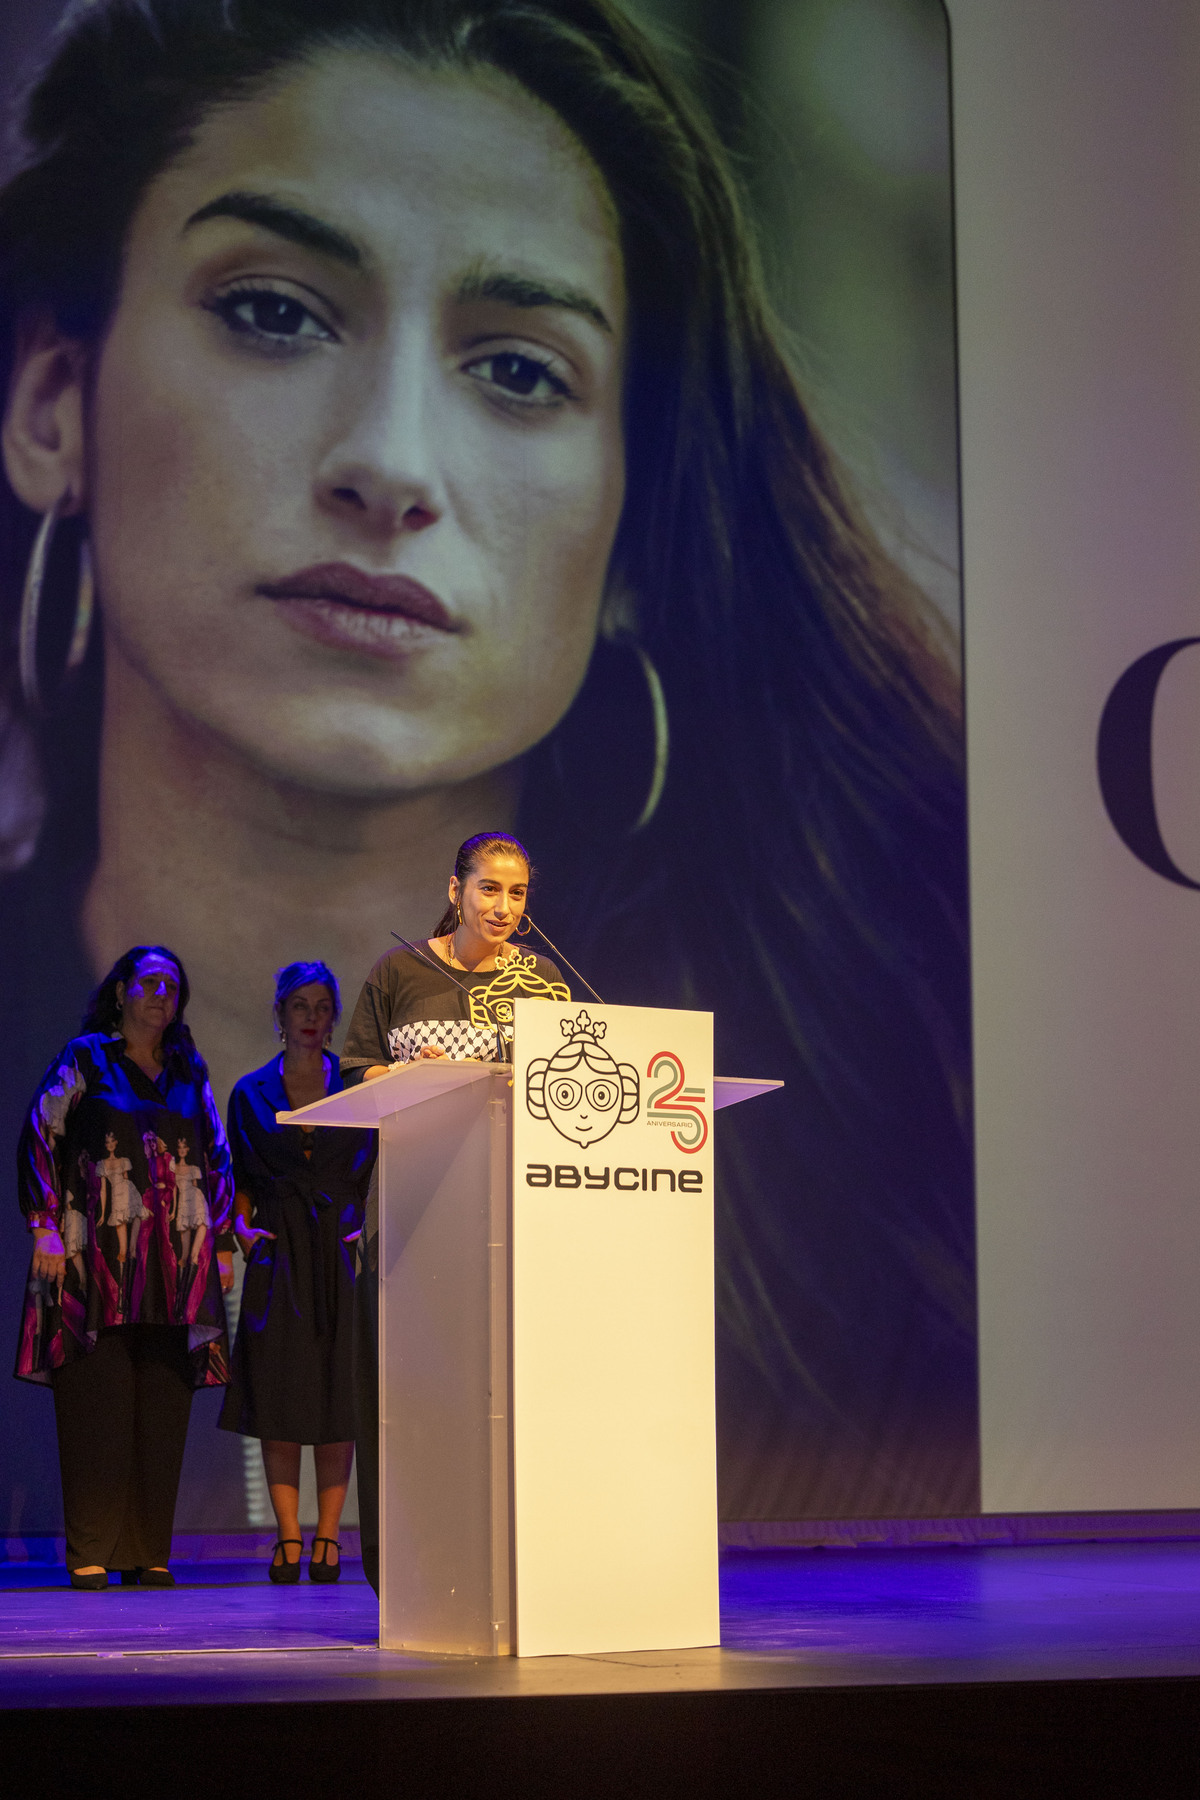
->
<box><xmin>115</xmin><ymin>982</ymin><xmax>126</xmax><ymax>1007</ymax></box>
<box><xmin>1</xmin><ymin>320</ymin><xmax>89</xmax><ymax>515</ymax></box>
<box><xmin>449</xmin><ymin>877</ymin><xmax>460</xmax><ymax>902</ymax></box>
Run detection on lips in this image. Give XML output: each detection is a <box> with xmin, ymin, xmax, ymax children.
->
<box><xmin>256</xmin><ymin>562</ymin><xmax>462</xmax><ymax>659</ymax></box>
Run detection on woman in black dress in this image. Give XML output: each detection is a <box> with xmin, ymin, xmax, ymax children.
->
<box><xmin>219</xmin><ymin>963</ymin><xmax>374</xmax><ymax>1583</ymax></box>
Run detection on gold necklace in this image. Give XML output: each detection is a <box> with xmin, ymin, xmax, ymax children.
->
<box><xmin>447</xmin><ymin>931</ymin><xmax>476</xmax><ymax>971</ymax></box>
<box><xmin>448</xmin><ymin>929</ymin><xmax>511</xmax><ymax>972</ymax></box>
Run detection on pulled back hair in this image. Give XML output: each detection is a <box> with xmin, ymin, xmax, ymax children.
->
<box><xmin>82</xmin><ymin>944</ymin><xmax>206</xmax><ymax>1084</ymax></box>
<box><xmin>0</xmin><ymin>0</ymin><xmax>974</xmax><ymax>1510</ymax></box>
<box><xmin>432</xmin><ymin>832</ymin><xmax>532</xmax><ymax>938</ymax></box>
<box><xmin>273</xmin><ymin>959</ymin><xmax>342</xmax><ymax>1024</ymax></box>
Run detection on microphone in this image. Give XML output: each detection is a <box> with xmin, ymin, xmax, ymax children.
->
<box><xmin>389</xmin><ymin>931</ymin><xmax>509</xmax><ymax>1063</ymax></box>
<box><xmin>390</xmin><ymin>930</ymin><xmax>472</xmax><ymax>996</ymax></box>
<box><xmin>520</xmin><ymin>916</ymin><xmax>605</xmax><ymax>1004</ymax></box>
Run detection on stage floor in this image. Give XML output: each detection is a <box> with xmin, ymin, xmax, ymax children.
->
<box><xmin>2</xmin><ymin>1540</ymin><xmax>1200</xmax><ymax>1710</ymax></box>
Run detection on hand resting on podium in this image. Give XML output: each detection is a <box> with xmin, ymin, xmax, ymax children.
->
<box><xmin>363</xmin><ymin>1045</ymin><xmax>483</xmax><ymax>1078</ymax></box>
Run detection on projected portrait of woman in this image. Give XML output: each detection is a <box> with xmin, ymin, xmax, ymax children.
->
<box><xmin>0</xmin><ymin>0</ymin><xmax>973</xmax><ymax>1523</ymax></box>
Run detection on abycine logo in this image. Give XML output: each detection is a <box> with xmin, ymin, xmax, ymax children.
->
<box><xmin>526</xmin><ymin>1010</ymin><xmax>639</xmax><ymax>1148</ymax></box>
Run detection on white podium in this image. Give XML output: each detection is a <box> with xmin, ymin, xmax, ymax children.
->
<box><xmin>280</xmin><ymin>1000</ymin><xmax>780</xmax><ymax>1657</ymax></box>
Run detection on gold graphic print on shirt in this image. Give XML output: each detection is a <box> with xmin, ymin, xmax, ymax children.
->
<box><xmin>468</xmin><ymin>951</ymin><xmax>570</xmax><ymax>1033</ymax></box>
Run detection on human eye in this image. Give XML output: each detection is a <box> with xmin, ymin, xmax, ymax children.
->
<box><xmin>464</xmin><ymin>347</ymin><xmax>573</xmax><ymax>409</ymax></box>
<box><xmin>204</xmin><ymin>281</ymin><xmax>338</xmax><ymax>353</ymax></box>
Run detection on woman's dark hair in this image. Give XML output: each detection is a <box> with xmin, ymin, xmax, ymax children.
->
<box><xmin>274</xmin><ymin>959</ymin><xmax>342</xmax><ymax>1025</ymax></box>
<box><xmin>431</xmin><ymin>831</ymin><xmax>532</xmax><ymax>937</ymax></box>
<box><xmin>0</xmin><ymin>0</ymin><xmax>973</xmax><ymax>1509</ymax></box>
<box><xmin>82</xmin><ymin>943</ymin><xmax>207</xmax><ymax>1083</ymax></box>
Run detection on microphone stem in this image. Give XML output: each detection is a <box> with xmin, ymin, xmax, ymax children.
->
<box><xmin>522</xmin><ymin>918</ymin><xmax>605</xmax><ymax>1004</ymax></box>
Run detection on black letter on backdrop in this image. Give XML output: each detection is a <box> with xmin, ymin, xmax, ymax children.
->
<box><xmin>1097</xmin><ymin>638</ymin><xmax>1200</xmax><ymax>890</ymax></box>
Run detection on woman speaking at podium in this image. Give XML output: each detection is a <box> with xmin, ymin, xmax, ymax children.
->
<box><xmin>341</xmin><ymin>833</ymin><xmax>566</xmax><ymax>1078</ymax></box>
<box><xmin>341</xmin><ymin>832</ymin><xmax>565</xmax><ymax>1589</ymax></box>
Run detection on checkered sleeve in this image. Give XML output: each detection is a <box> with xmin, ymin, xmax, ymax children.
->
<box><xmin>388</xmin><ymin>1020</ymin><xmax>501</xmax><ymax>1063</ymax></box>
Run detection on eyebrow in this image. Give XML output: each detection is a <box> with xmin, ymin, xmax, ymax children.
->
<box><xmin>456</xmin><ymin>268</ymin><xmax>612</xmax><ymax>333</ymax></box>
<box><xmin>183</xmin><ymin>192</ymin><xmax>365</xmax><ymax>268</ymax></box>
<box><xmin>182</xmin><ymin>195</ymin><xmax>612</xmax><ymax>331</ymax></box>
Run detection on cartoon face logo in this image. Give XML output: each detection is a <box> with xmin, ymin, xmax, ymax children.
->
<box><xmin>469</xmin><ymin>951</ymin><xmax>571</xmax><ymax>1035</ymax></box>
<box><xmin>526</xmin><ymin>1011</ymin><xmax>640</xmax><ymax>1148</ymax></box>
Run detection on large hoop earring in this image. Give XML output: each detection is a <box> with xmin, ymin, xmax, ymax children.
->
<box><xmin>18</xmin><ymin>495</ymin><xmax>95</xmax><ymax>715</ymax></box>
<box><xmin>625</xmin><ymin>639</ymin><xmax>668</xmax><ymax>833</ymax></box>
<box><xmin>536</xmin><ymin>630</ymin><xmax>670</xmax><ymax>837</ymax></box>
<box><xmin>514</xmin><ymin>916</ymin><xmax>532</xmax><ymax>937</ymax></box>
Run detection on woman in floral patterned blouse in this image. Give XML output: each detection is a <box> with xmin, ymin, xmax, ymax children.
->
<box><xmin>15</xmin><ymin>946</ymin><xmax>234</xmax><ymax>1588</ymax></box>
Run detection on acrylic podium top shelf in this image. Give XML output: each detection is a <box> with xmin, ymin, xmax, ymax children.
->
<box><xmin>276</xmin><ymin>1063</ymin><xmax>782</xmax><ymax>1128</ymax></box>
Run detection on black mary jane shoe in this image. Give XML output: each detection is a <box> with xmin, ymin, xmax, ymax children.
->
<box><xmin>308</xmin><ymin>1537</ymin><xmax>341</xmax><ymax>1584</ymax></box>
<box><xmin>269</xmin><ymin>1539</ymin><xmax>303</xmax><ymax>1585</ymax></box>
<box><xmin>69</xmin><ymin>1569</ymin><xmax>108</xmax><ymax>1591</ymax></box>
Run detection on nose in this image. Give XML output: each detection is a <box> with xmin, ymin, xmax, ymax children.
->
<box><xmin>315</xmin><ymin>331</ymin><xmax>443</xmax><ymax>541</ymax></box>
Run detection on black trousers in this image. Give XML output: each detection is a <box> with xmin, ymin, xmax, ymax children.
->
<box><xmin>353</xmin><ymin>1249</ymin><xmax>379</xmax><ymax>1595</ymax></box>
<box><xmin>52</xmin><ymin>1326</ymin><xmax>194</xmax><ymax>1571</ymax></box>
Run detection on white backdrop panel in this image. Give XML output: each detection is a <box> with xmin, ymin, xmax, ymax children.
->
<box><xmin>951</xmin><ymin>0</ymin><xmax>1200</xmax><ymax>1507</ymax></box>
